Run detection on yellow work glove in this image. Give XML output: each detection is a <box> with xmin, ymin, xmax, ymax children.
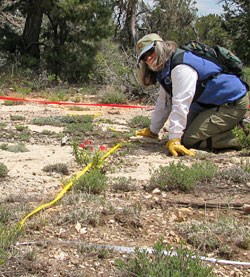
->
<box><xmin>135</xmin><ymin>128</ymin><xmax>158</xmax><ymax>139</ymax></box>
<box><xmin>166</xmin><ymin>138</ymin><xmax>195</xmax><ymax>157</ymax></box>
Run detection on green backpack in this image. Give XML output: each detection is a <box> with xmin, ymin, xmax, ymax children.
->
<box><xmin>180</xmin><ymin>41</ymin><xmax>244</xmax><ymax>77</ymax></box>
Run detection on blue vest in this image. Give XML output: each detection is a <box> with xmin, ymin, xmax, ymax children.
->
<box><xmin>157</xmin><ymin>49</ymin><xmax>247</xmax><ymax>106</ymax></box>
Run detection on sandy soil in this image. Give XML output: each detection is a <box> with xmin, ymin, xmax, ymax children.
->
<box><xmin>0</xmin><ymin>98</ymin><xmax>249</xmax><ymax>277</ymax></box>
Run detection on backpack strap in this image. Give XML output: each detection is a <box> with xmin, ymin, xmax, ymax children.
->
<box><xmin>170</xmin><ymin>48</ymin><xmax>185</xmax><ymax>70</ymax></box>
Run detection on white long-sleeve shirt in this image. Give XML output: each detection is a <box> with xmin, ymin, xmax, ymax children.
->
<box><xmin>150</xmin><ymin>64</ymin><xmax>198</xmax><ymax>140</ymax></box>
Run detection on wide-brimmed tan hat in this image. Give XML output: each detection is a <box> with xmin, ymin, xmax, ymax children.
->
<box><xmin>136</xmin><ymin>33</ymin><xmax>163</xmax><ymax>62</ymax></box>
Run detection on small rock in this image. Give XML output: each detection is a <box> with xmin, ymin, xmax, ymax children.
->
<box><xmin>61</xmin><ymin>135</ymin><xmax>69</xmax><ymax>146</ymax></box>
<box><xmin>242</xmin><ymin>204</ymin><xmax>250</xmax><ymax>214</ymax></box>
<box><xmin>152</xmin><ymin>188</ymin><xmax>161</xmax><ymax>194</ymax></box>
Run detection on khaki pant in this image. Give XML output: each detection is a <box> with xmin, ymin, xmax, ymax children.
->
<box><xmin>182</xmin><ymin>93</ymin><xmax>249</xmax><ymax>150</ymax></box>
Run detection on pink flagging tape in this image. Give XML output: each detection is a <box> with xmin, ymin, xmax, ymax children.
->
<box><xmin>0</xmin><ymin>96</ymin><xmax>153</xmax><ymax>109</ymax></box>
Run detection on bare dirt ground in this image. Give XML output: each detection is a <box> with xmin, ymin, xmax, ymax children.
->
<box><xmin>0</xmin><ymin>96</ymin><xmax>249</xmax><ymax>277</ymax></box>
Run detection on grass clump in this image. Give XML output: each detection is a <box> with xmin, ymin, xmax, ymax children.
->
<box><xmin>115</xmin><ymin>239</ymin><xmax>216</xmax><ymax>277</ymax></box>
<box><xmin>149</xmin><ymin>161</ymin><xmax>217</xmax><ymax>192</ymax></box>
<box><xmin>31</xmin><ymin>116</ymin><xmax>65</xmax><ymax>126</ymax></box>
<box><xmin>15</xmin><ymin>125</ymin><xmax>29</xmax><ymax>132</ymax></box>
<box><xmin>219</xmin><ymin>166</ymin><xmax>250</xmax><ymax>183</ymax></box>
<box><xmin>0</xmin><ymin>224</ymin><xmax>22</xmax><ymax>263</ymax></box>
<box><xmin>73</xmin><ymin>169</ymin><xmax>108</xmax><ymax>194</ymax></box>
<box><xmin>58</xmin><ymin>207</ymin><xmax>102</xmax><ymax>227</ymax></box>
<box><xmin>128</xmin><ymin>115</ymin><xmax>150</xmax><ymax>128</ymax></box>
<box><xmin>111</xmin><ymin>176</ymin><xmax>136</xmax><ymax>192</ymax></box>
<box><xmin>0</xmin><ymin>163</ymin><xmax>8</xmax><ymax>178</ymax></box>
<box><xmin>31</xmin><ymin>115</ymin><xmax>93</xmax><ymax>126</ymax></box>
<box><xmin>48</xmin><ymin>89</ymin><xmax>69</xmax><ymax>102</ymax></box>
<box><xmin>2</xmin><ymin>100</ymin><xmax>24</xmax><ymax>106</ymax></box>
<box><xmin>0</xmin><ymin>123</ymin><xmax>7</xmax><ymax>130</ymax></box>
<box><xmin>0</xmin><ymin>207</ymin><xmax>11</xmax><ymax>224</ymax></box>
<box><xmin>10</xmin><ymin>115</ymin><xmax>26</xmax><ymax>121</ymax></box>
<box><xmin>64</xmin><ymin>122</ymin><xmax>93</xmax><ymax>136</ymax></box>
<box><xmin>0</xmin><ymin>143</ymin><xmax>29</xmax><ymax>153</ymax></box>
<box><xmin>42</xmin><ymin>163</ymin><xmax>70</xmax><ymax>175</ymax></box>
<box><xmin>177</xmin><ymin>216</ymin><xmax>250</xmax><ymax>258</ymax></box>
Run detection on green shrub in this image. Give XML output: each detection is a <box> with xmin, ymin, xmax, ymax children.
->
<box><xmin>0</xmin><ymin>143</ymin><xmax>29</xmax><ymax>153</ymax></box>
<box><xmin>73</xmin><ymin>169</ymin><xmax>108</xmax><ymax>194</ymax></box>
<box><xmin>10</xmin><ymin>115</ymin><xmax>26</xmax><ymax>121</ymax></box>
<box><xmin>128</xmin><ymin>116</ymin><xmax>150</xmax><ymax>128</ymax></box>
<box><xmin>178</xmin><ymin>217</ymin><xmax>250</xmax><ymax>256</ymax></box>
<box><xmin>64</xmin><ymin>122</ymin><xmax>93</xmax><ymax>136</ymax></box>
<box><xmin>15</xmin><ymin>125</ymin><xmax>28</xmax><ymax>132</ymax></box>
<box><xmin>233</xmin><ymin>123</ymin><xmax>250</xmax><ymax>150</ymax></box>
<box><xmin>220</xmin><ymin>166</ymin><xmax>250</xmax><ymax>183</ymax></box>
<box><xmin>100</xmin><ymin>89</ymin><xmax>127</xmax><ymax>104</ymax></box>
<box><xmin>31</xmin><ymin>115</ymin><xmax>93</xmax><ymax>126</ymax></box>
<box><xmin>115</xmin><ymin>240</ymin><xmax>216</xmax><ymax>277</ymax></box>
<box><xmin>48</xmin><ymin>89</ymin><xmax>69</xmax><ymax>102</ymax></box>
<box><xmin>43</xmin><ymin>163</ymin><xmax>70</xmax><ymax>175</ymax></box>
<box><xmin>0</xmin><ymin>163</ymin><xmax>8</xmax><ymax>178</ymax></box>
<box><xmin>149</xmin><ymin>161</ymin><xmax>217</xmax><ymax>192</ymax></box>
<box><xmin>72</xmin><ymin>141</ymin><xmax>103</xmax><ymax>167</ymax></box>
<box><xmin>2</xmin><ymin>100</ymin><xmax>24</xmax><ymax>106</ymax></box>
<box><xmin>111</xmin><ymin>176</ymin><xmax>136</xmax><ymax>192</ymax></box>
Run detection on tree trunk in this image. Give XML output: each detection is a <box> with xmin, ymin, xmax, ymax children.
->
<box><xmin>22</xmin><ymin>0</ymin><xmax>44</xmax><ymax>59</ymax></box>
<box><xmin>121</xmin><ymin>0</ymin><xmax>137</xmax><ymax>50</ymax></box>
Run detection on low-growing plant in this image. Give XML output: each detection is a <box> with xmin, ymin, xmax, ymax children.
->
<box><xmin>115</xmin><ymin>239</ymin><xmax>216</xmax><ymax>277</ymax></box>
<box><xmin>111</xmin><ymin>176</ymin><xmax>136</xmax><ymax>192</ymax></box>
<box><xmin>42</xmin><ymin>163</ymin><xmax>70</xmax><ymax>175</ymax></box>
<box><xmin>219</xmin><ymin>166</ymin><xmax>250</xmax><ymax>183</ymax></box>
<box><xmin>15</xmin><ymin>86</ymin><xmax>32</xmax><ymax>95</ymax></box>
<box><xmin>0</xmin><ymin>163</ymin><xmax>8</xmax><ymax>178</ymax></box>
<box><xmin>0</xmin><ymin>225</ymin><xmax>21</xmax><ymax>263</ymax></box>
<box><xmin>128</xmin><ymin>115</ymin><xmax>150</xmax><ymax>128</ymax></box>
<box><xmin>72</xmin><ymin>141</ymin><xmax>104</xmax><ymax>168</ymax></box>
<box><xmin>0</xmin><ymin>123</ymin><xmax>6</xmax><ymax>130</ymax></box>
<box><xmin>2</xmin><ymin>100</ymin><xmax>24</xmax><ymax>106</ymax></box>
<box><xmin>149</xmin><ymin>161</ymin><xmax>218</xmax><ymax>192</ymax></box>
<box><xmin>17</xmin><ymin>131</ymin><xmax>31</xmax><ymax>141</ymax></box>
<box><xmin>31</xmin><ymin>115</ymin><xmax>93</xmax><ymax>127</ymax></box>
<box><xmin>10</xmin><ymin>115</ymin><xmax>26</xmax><ymax>121</ymax></box>
<box><xmin>31</xmin><ymin>116</ymin><xmax>65</xmax><ymax>126</ymax></box>
<box><xmin>58</xmin><ymin>207</ymin><xmax>102</xmax><ymax>227</ymax></box>
<box><xmin>233</xmin><ymin>123</ymin><xmax>250</xmax><ymax>150</ymax></box>
<box><xmin>0</xmin><ymin>207</ymin><xmax>11</xmax><ymax>224</ymax></box>
<box><xmin>100</xmin><ymin>89</ymin><xmax>127</xmax><ymax>104</ymax></box>
<box><xmin>177</xmin><ymin>216</ymin><xmax>250</xmax><ymax>257</ymax></box>
<box><xmin>0</xmin><ymin>143</ymin><xmax>29</xmax><ymax>153</ymax></box>
<box><xmin>68</xmin><ymin>106</ymin><xmax>90</xmax><ymax>111</ymax></box>
<box><xmin>64</xmin><ymin>122</ymin><xmax>93</xmax><ymax>136</ymax></box>
<box><xmin>23</xmin><ymin>248</ymin><xmax>37</xmax><ymax>261</ymax></box>
<box><xmin>41</xmin><ymin>129</ymin><xmax>57</xmax><ymax>136</ymax></box>
<box><xmin>240</xmin><ymin>158</ymin><xmax>250</xmax><ymax>173</ymax></box>
<box><xmin>48</xmin><ymin>89</ymin><xmax>69</xmax><ymax>102</ymax></box>
<box><xmin>15</xmin><ymin>125</ymin><xmax>28</xmax><ymax>132</ymax></box>
<box><xmin>73</xmin><ymin>169</ymin><xmax>108</xmax><ymax>194</ymax></box>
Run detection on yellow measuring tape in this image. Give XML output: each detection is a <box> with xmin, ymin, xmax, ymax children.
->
<box><xmin>19</xmin><ymin>142</ymin><xmax>124</xmax><ymax>229</ymax></box>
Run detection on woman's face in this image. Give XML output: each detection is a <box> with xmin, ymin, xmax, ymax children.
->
<box><xmin>144</xmin><ymin>50</ymin><xmax>156</xmax><ymax>65</ymax></box>
<box><xmin>144</xmin><ymin>49</ymin><xmax>162</xmax><ymax>72</ymax></box>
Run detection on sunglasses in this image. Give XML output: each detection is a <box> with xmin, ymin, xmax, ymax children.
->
<box><xmin>141</xmin><ymin>47</ymin><xmax>155</xmax><ymax>62</ymax></box>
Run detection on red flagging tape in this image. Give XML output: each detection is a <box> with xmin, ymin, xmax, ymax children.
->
<box><xmin>0</xmin><ymin>96</ymin><xmax>152</xmax><ymax>109</ymax></box>
<box><xmin>1</xmin><ymin>95</ymin><xmax>249</xmax><ymax>109</ymax></box>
